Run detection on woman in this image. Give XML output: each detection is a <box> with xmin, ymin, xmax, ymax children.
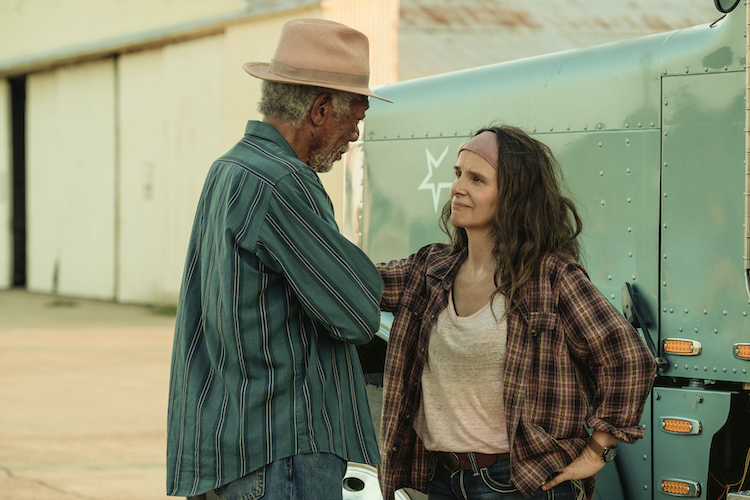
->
<box><xmin>376</xmin><ymin>126</ymin><xmax>655</xmax><ymax>500</ymax></box>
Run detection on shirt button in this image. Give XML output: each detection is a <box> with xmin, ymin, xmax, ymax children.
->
<box><xmin>392</xmin><ymin>446</ymin><xmax>397</xmax><ymax>452</ymax></box>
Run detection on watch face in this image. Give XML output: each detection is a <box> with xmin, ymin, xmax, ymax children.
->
<box><xmin>603</xmin><ymin>447</ymin><xmax>618</xmax><ymax>463</ymax></box>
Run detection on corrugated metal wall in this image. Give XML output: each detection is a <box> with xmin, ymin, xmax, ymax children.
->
<box><xmin>323</xmin><ymin>0</ymin><xmax>400</xmax><ymax>85</ymax></box>
<box><xmin>10</xmin><ymin>4</ymin><xmax>331</xmax><ymax>304</ymax></box>
<box><xmin>117</xmin><ymin>35</ymin><xmax>226</xmax><ymax>304</ymax></box>
<box><xmin>0</xmin><ymin>79</ymin><xmax>10</xmax><ymax>289</ymax></box>
<box><xmin>26</xmin><ymin>60</ymin><xmax>117</xmax><ymax>299</ymax></box>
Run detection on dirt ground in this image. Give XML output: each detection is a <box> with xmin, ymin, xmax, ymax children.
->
<box><xmin>0</xmin><ymin>290</ymin><xmax>177</xmax><ymax>500</ymax></box>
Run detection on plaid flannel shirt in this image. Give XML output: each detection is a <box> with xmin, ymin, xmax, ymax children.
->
<box><xmin>376</xmin><ymin>243</ymin><xmax>655</xmax><ymax>499</ymax></box>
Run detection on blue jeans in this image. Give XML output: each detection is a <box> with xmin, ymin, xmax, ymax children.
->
<box><xmin>428</xmin><ymin>454</ymin><xmax>583</xmax><ymax>500</ymax></box>
<box><xmin>214</xmin><ymin>453</ymin><xmax>347</xmax><ymax>500</ymax></box>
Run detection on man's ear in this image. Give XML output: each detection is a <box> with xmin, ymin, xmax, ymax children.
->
<box><xmin>310</xmin><ymin>93</ymin><xmax>332</xmax><ymax>127</ymax></box>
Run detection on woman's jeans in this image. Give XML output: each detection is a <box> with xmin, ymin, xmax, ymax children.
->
<box><xmin>428</xmin><ymin>454</ymin><xmax>584</xmax><ymax>500</ymax></box>
<box><xmin>214</xmin><ymin>452</ymin><xmax>347</xmax><ymax>500</ymax></box>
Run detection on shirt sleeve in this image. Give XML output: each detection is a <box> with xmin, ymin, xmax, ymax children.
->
<box><xmin>257</xmin><ymin>171</ymin><xmax>383</xmax><ymax>345</ymax></box>
<box><xmin>557</xmin><ymin>264</ymin><xmax>656</xmax><ymax>443</ymax></box>
<box><xmin>376</xmin><ymin>253</ymin><xmax>419</xmax><ymax>313</ymax></box>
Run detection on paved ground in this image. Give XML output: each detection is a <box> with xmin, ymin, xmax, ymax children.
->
<box><xmin>0</xmin><ymin>290</ymin><xmax>423</xmax><ymax>500</ymax></box>
<box><xmin>0</xmin><ymin>290</ymin><xmax>178</xmax><ymax>500</ymax></box>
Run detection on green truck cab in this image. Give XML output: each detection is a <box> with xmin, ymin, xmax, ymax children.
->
<box><xmin>345</xmin><ymin>2</ymin><xmax>750</xmax><ymax>498</ymax></box>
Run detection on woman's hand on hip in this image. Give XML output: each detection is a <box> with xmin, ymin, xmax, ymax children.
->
<box><xmin>540</xmin><ymin>443</ymin><xmax>605</xmax><ymax>491</ymax></box>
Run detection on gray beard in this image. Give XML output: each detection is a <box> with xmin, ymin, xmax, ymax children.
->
<box><xmin>309</xmin><ymin>144</ymin><xmax>349</xmax><ymax>173</ymax></box>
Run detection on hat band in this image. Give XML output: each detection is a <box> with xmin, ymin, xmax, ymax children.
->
<box><xmin>268</xmin><ymin>59</ymin><xmax>370</xmax><ymax>89</ymax></box>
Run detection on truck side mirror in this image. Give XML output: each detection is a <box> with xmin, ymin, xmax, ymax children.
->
<box><xmin>714</xmin><ymin>0</ymin><xmax>741</xmax><ymax>13</ymax></box>
<box><xmin>622</xmin><ymin>282</ymin><xmax>668</xmax><ymax>375</ymax></box>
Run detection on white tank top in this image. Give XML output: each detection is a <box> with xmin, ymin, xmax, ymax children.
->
<box><xmin>414</xmin><ymin>290</ymin><xmax>510</xmax><ymax>454</ymax></box>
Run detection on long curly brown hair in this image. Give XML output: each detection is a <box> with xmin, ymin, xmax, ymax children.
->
<box><xmin>439</xmin><ymin>125</ymin><xmax>583</xmax><ymax>313</ymax></box>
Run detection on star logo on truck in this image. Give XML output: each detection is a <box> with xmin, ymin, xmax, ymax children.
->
<box><xmin>418</xmin><ymin>146</ymin><xmax>452</xmax><ymax>213</ymax></box>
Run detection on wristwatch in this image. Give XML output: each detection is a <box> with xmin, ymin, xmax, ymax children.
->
<box><xmin>587</xmin><ymin>435</ymin><xmax>618</xmax><ymax>463</ymax></box>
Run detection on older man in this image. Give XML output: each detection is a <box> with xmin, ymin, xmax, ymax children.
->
<box><xmin>166</xmin><ymin>18</ymin><xmax>391</xmax><ymax>500</ymax></box>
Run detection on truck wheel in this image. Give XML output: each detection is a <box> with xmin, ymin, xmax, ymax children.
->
<box><xmin>342</xmin><ymin>376</ymin><xmax>423</xmax><ymax>500</ymax></box>
<box><xmin>343</xmin><ymin>462</ymin><xmax>412</xmax><ymax>499</ymax></box>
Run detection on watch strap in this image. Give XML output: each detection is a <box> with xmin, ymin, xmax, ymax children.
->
<box><xmin>586</xmin><ymin>435</ymin><xmax>605</xmax><ymax>455</ymax></box>
<box><xmin>587</xmin><ymin>435</ymin><xmax>616</xmax><ymax>462</ymax></box>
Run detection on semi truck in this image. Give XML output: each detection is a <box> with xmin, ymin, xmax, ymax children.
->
<box><xmin>341</xmin><ymin>1</ymin><xmax>750</xmax><ymax>499</ymax></box>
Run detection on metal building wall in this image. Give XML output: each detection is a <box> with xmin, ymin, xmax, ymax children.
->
<box><xmin>0</xmin><ymin>79</ymin><xmax>9</xmax><ymax>288</ymax></box>
<box><xmin>113</xmin><ymin>7</ymin><xmax>323</xmax><ymax>305</ymax></box>
<box><xmin>26</xmin><ymin>60</ymin><xmax>117</xmax><ymax>299</ymax></box>
<box><xmin>116</xmin><ymin>35</ymin><xmax>226</xmax><ymax>304</ymax></box>
<box><xmin>398</xmin><ymin>0</ymin><xmax>719</xmax><ymax>81</ymax></box>
<box><xmin>4</xmin><ymin>0</ymin><xmax>394</xmax><ymax>304</ymax></box>
<box><xmin>16</xmin><ymin>4</ymin><xmax>329</xmax><ymax>305</ymax></box>
<box><xmin>323</xmin><ymin>0</ymin><xmax>399</xmax><ymax>86</ymax></box>
<box><xmin>0</xmin><ymin>0</ymin><xmax>243</xmax><ymax>66</ymax></box>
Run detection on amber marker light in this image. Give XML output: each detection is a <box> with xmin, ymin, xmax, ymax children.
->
<box><xmin>734</xmin><ymin>343</ymin><xmax>750</xmax><ymax>360</ymax></box>
<box><xmin>660</xmin><ymin>417</ymin><xmax>702</xmax><ymax>435</ymax></box>
<box><xmin>660</xmin><ymin>478</ymin><xmax>700</xmax><ymax>497</ymax></box>
<box><xmin>663</xmin><ymin>339</ymin><xmax>702</xmax><ymax>355</ymax></box>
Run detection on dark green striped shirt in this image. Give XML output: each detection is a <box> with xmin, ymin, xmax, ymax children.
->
<box><xmin>166</xmin><ymin>121</ymin><xmax>383</xmax><ymax>496</ymax></box>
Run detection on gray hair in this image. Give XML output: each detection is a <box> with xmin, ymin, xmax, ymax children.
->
<box><xmin>258</xmin><ymin>81</ymin><xmax>360</xmax><ymax>127</ymax></box>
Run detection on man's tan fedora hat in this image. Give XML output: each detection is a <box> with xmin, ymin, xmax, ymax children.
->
<box><xmin>243</xmin><ymin>18</ymin><xmax>392</xmax><ymax>103</ymax></box>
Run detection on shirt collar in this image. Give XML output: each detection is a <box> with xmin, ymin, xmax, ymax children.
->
<box><xmin>425</xmin><ymin>246</ymin><xmax>531</xmax><ymax>322</ymax></box>
<box><xmin>244</xmin><ymin>120</ymin><xmax>298</xmax><ymax>160</ymax></box>
<box><xmin>426</xmin><ymin>247</ymin><xmax>467</xmax><ymax>289</ymax></box>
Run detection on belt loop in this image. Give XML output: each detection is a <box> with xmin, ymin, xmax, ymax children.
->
<box><xmin>467</xmin><ymin>452</ymin><xmax>481</xmax><ymax>477</ymax></box>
